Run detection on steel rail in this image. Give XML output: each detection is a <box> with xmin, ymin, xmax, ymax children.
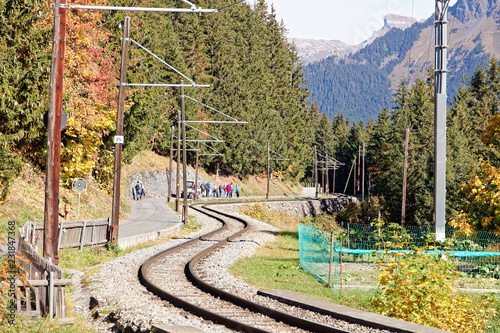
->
<box><xmin>188</xmin><ymin>203</ymin><xmax>351</xmax><ymax>333</ymax></box>
<box><xmin>139</xmin><ymin>200</ymin><xmax>352</xmax><ymax>333</ymax></box>
<box><xmin>139</xmin><ymin>204</ymin><xmax>267</xmax><ymax>333</ymax></box>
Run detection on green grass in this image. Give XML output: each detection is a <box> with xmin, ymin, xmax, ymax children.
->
<box><xmin>0</xmin><ymin>316</ymin><xmax>96</xmax><ymax>333</ymax></box>
<box><xmin>231</xmin><ymin>227</ymin><xmax>500</xmax><ymax>331</ymax></box>
<box><xmin>231</xmin><ymin>230</ymin><xmax>378</xmax><ymax>312</ymax></box>
<box><xmin>58</xmin><ymin>219</ymin><xmax>201</xmax><ymax>272</ymax></box>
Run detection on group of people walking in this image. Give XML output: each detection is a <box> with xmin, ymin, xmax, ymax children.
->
<box><xmin>200</xmin><ymin>182</ymin><xmax>240</xmax><ymax>198</ymax></box>
<box><xmin>134</xmin><ymin>181</ymin><xmax>146</xmax><ymax>200</ymax></box>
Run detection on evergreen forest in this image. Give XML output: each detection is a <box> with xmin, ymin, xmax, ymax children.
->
<box><xmin>2</xmin><ymin>0</ymin><xmax>500</xmax><ymax>233</ymax></box>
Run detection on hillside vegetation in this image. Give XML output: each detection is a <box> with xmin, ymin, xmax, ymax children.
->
<box><xmin>2</xmin><ymin>0</ymin><xmax>500</xmax><ymax>235</ymax></box>
<box><xmin>0</xmin><ymin>149</ymin><xmax>299</xmax><ymax>236</ymax></box>
<box><xmin>0</xmin><ymin>0</ymin><xmax>314</xmax><ymax>204</ymax></box>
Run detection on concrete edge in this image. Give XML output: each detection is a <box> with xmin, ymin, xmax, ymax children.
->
<box><xmin>117</xmin><ymin>223</ymin><xmax>184</xmax><ymax>249</ymax></box>
<box><xmin>258</xmin><ymin>290</ymin><xmax>451</xmax><ymax>333</ymax></box>
<box><xmin>151</xmin><ymin>325</ymin><xmax>206</xmax><ymax>333</ymax></box>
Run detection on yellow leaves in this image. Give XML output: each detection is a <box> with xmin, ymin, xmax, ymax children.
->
<box><xmin>455</xmin><ymin>156</ymin><xmax>500</xmax><ymax>233</ymax></box>
<box><xmin>372</xmin><ymin>248</ymin><xmax>497</xmax><ymax>332</ymax></box>
<box><xmin>481</xmin><ymin>216</ymin><xmax>493</xmax><ymax>228</ymax></box>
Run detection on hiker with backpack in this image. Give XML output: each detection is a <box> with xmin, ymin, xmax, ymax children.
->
<box><xmin>200</xmin><ymin>183</ymin><xmax>205</xmax><ymax>197</ymax></box>
<box><xmin>135</xmin><ymin>181</ymin><xmax>142</xmax><ymax>200</ymax></box>
<box><xmin>205</xmin><ymin>182</ymin><xmax>211</xmax><ymax>198</ymax></box>
<box><xmin>140</xmin><ymin>181</ymin><xmax>146</xmax><ymax>198</ymax></box>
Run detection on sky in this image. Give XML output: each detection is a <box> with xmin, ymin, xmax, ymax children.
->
<box><xmin>267</xmin><ymin>0</ymin><xmax>458</xmax><ymax>45</ymax></box>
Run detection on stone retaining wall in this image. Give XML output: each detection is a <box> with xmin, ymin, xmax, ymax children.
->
<box><xmin>219</xmin><ymin>195</ymin><xmax>356</xmax><ymax>218</ymax></box>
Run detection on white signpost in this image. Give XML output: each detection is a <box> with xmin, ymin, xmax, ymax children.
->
<box><xmin>72</xmin><ymin>178</ymin><xmax>87</xmax><ymax>218</ymax></box>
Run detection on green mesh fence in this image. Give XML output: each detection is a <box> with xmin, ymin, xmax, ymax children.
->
<box><xmin>299</xmin><ymin>223</ymin><xmax>500</xmax><ymax>291</ymax></box>
<box><xmin>298</xmin><ymin>224</ymin><xmax>339</xmax><ymax>288</ymax></box>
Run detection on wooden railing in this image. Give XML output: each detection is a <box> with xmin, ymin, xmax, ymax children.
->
<box><xmin>16</xmin><ymin>241</ymin><xmax>73</xmax><ymax>322</ymax></box>
<box><xmin>19</xmin><ymin>218</ymin><xmax>110</xmax><ymax>250</ymax></box>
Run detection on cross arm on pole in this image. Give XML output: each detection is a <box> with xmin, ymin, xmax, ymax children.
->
<box><xmin>126</xmin><ymin>83</ymin><xmax>210</xmax><ymax>88</ymax></box>
<box><xmin>130</xmin><ymin>39</ymin><xmax>196</xmax><ymax>85</ymax></box>
<box><xmin>183</xmin><ymin>95</ymin><xmax>247</xmax><ymax>124</ymax></box>
<box><xmin>185</xmin><ymin>124</ymin><xmax>224</xmax><ymax>142</ymax></box>
<box><xmin>60</xmin><ymin>4</ymin><xmax>218</xmax><ymax>13</ymax></box>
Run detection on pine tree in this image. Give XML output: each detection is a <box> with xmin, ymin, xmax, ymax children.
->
<box><xmin>0</xmin><ymin>0</ymin><xmax>51</xmax><ymax>198</ymax></box>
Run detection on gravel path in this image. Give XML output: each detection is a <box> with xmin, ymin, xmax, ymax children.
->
<box><xmin>69</xmin><ymin>206</ymin><xmax>390</xmax><ymax>333</ymax></box>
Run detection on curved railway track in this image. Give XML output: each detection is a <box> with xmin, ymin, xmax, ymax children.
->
<box><xmin>139</xmin><ymin>201</ymin><xmax>386</xmax><ymax>333</ymax></box>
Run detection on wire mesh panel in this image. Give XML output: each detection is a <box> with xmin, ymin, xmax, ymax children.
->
<box><xmin>299</xmin><ymin>223</ymin><xmax>500</xmax><ymax>291</ymax></box>
<box><xmin>298</xmin><ymin>224</ymin><xmax>339</xmax><ymax>290</ymax></box>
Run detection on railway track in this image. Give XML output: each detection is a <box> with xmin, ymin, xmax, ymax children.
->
<box><xmin>139</xmin><ymin>201</ymin><xmax>395</xmax><ymax>333</ymax></box>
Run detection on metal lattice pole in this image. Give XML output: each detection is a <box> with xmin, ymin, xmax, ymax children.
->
<box><xmin>434</xmin><ymin>0</ymin><xmax>450</xmax><ymax>241</ymax></box>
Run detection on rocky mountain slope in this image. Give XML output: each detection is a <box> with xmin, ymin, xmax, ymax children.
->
<box><xmin>302</xmin><ymin>0</ymin><xmax>500</xmax><ymax>123</ymax></box>
<box><xmin>291</xmin><ymin>14</ymin><xmax>417</xmax><ymax>65</ymax></box>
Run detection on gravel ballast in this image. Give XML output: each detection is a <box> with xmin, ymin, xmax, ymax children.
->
<box><xmin>69</xmin><ymin>205</ymin><xmax>391</xmax><ymax>333</ymax></box>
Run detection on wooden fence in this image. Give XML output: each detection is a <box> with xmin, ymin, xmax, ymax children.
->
<box><xmin>16</xmin><ymin>241</ymin><xmax>73</xmax><ymax>321</ymax></box>
<box><xmin>19</xmin><ymin>218</ymin><xmax>110</xmax><ymax>250</ymax></box>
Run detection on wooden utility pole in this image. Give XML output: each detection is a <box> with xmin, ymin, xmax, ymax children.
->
<box><xmin>325</xmin><ymin>152</ymin><xmax>329</xmax><ymax>195</ymax></box>
<box><xmin>401</xmin><ymin>127</ymin><xmax>410</xmax><ymax>226</ymax></box>
<box><xmin>167</xmin><ymin>126</ymin><xmax>174</xmax><ymax>202</ymax></box>
<box><xmin>358</xmin><ymin>145</ymin><xmax>361</xmax><ymax>192</ymax></box>
<box><xmin>175</xmin><ymin>110</ymin><xmax>181</xmax><ymax>212</ymax></box>
<box><xmin>314</xmin><ymin>146</ymin><xmax>318</xmax><ymax>198</ymax></box>
<box><xmin>333</xmin><ymin>162</ymin><xmax>336</xmax><ymax>194</ymax></box>
<box><xmin>322</xmin><ymin>156</ymin><xmax>326</xmax><ymax>194</ymax></box>
<box><xmin>110</xmin><ymin>17</ymin><xmax>130</xmax><ymax>245</ymax></box>
<box><xmin>266</xmin><ymin>142</ymin><xmax>270</xmax><ymax>199</ymax></box>
<box><xmin>194</xmin><ymin>132</ymin><xmax>200</xmax><ymax>200</ymax></box>
<box><xmin>362</xmin><ymin>143</ymin><xmax>365</xmax><ymax>201</ymax></box>
<box><xmin>181</xmin><ymin>82</ymin><xmax>188</xmax><ymax>223</ymax></box>
<box><xmin>43</xmin><ymin>0</ymin><xmax>67</xmax><ymax>263</ymax></box>
<box><xmin>353</xmin><ymin>156</ymin><xmax>357</xmax><ymax>195</ymax></box>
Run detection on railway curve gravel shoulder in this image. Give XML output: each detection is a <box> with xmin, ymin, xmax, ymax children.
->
<box><xmin>69</xmin><ymin>200</ymin><xmax>442</xmax><ymax>333</ymax></box>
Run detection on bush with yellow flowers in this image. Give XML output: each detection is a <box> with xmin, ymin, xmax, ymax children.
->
<box><xmin>370</xmin><ymin>221</ymin><xmax>497</xmax><ymax>333</ymax></box>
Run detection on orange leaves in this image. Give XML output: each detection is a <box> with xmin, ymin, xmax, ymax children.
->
<box><xmin>481</xmin><ymin>113</ymin><xmax>500</xmax><ymax>149</ymax></box>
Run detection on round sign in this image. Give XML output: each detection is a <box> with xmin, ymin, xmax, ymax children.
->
<box><xmin>72</xmin><ymin>178</ymin><xmax>87</xmax><ymax>193</ymax></box>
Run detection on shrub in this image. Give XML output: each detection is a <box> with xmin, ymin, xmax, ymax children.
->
<box><xmin>371</xmin><ymin>222</ymin><xmax>498</xmax><ymax>332</ymax></box>
<box><xmin>0</xmin><ymin>238</ymin><xmax>28</xmax><ymax>327</ymax></box>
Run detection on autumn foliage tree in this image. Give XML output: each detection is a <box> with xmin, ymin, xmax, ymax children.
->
<box><xmin>450</xmin><ymin>112</ymin><xmax>500</xmax><ymax>235</ymax></box>
<box><xmin>0</xmin><ymin>0</ymin><xmax>52</xmax><ymax>199</ymax></box>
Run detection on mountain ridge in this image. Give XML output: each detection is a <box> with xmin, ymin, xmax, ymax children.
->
<box><xmin>302</xmin><ymin>0</ymin><xmax>500</xmax><ymax>123</ymax></box>
<box><xmin>291</xmin><ymin>14</ymin><xmax>419</xmax><ymax>65</ymax></box>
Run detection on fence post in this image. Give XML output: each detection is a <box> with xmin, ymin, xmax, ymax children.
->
<box><xmin>57</xmin><ymin>221</ymin><xmax>64</xmax><ymax>253</ymax></box>
<box><xmin>328</xmin><ymin>232</ymin><xmax>334</xmax><ymax>288</ymax></box>
<box><xmin>80</xmin><ymin>220</ymin><xmax>87</xmax><ymax>250</ymax></box>
<box><xmin>49</xmin><ymin>271</ymin><xmax>54</xmax><ymax>319</ymax></box>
